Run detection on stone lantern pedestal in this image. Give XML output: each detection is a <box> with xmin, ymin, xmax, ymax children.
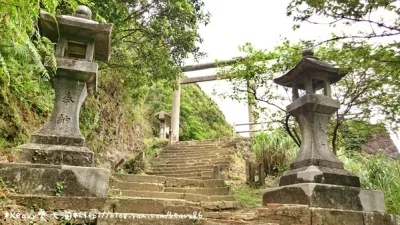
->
<box><xmin>262</xmin><ymin>50</ymin><xmax>386</xmax><ymax>213</ymax></box>
<box><xmin>0</xmin><ymin>6</ymin><xmax>113</xmax><ymax>198</ymax></box>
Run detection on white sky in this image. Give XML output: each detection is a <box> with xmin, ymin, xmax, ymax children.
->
<box><xmin>182</xmin><ymin>0</ymin><xmax>400</xmax><ymax>148</ymax></box>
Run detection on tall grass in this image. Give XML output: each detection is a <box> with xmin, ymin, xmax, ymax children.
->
<box><xmin>340</xmin><ymin>151</ymin><xmax>400</xmax><ymax>215</ymax></box>
<box><xmin>252</xmin><ymin>131</ymin><xmax>298</xmax><ymax>175</ymax></box>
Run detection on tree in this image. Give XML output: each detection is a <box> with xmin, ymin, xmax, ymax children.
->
<box><xmin>218</xmin><ymin>40</ymin><xmax>400</xmax><ymax>154</ymax></box>
<box><xmin>0</xmin><ymin>0</ymin><xmax>211</xmax><ymax>151</ymax></box>
<box><xmin>287</xmin><ymin>0</ymin><xmax>400</xmax><ymax>44</ymax></box>
<box><xmin>90</xmin><ymin>0</ymin><xmax>210</xmax><ymax>89</ymax></box>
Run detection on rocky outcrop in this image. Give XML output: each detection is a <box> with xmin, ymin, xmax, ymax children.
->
<box><xmin>362</xmin><ymin>134</ymin><xmax>399</xmax><ymax>158</ymax></box>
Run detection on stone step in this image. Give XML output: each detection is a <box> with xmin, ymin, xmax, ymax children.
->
<box><xmin>204</xmin><ymin>211</ymin><xmax>257</xmax><ymax>221</ymax></box>
<box><xmin>97</xmin><ymin>217</ymin><xmax>197</xmax><ymax>225</ymax></box>
<box><xmin>110</xmin><ymin>180</ymin><xmax>164</xmax><ymax>191</ymax></box>
<box><xmin>186</xmin><ymin>176</ymin><xmax>213</xmax><ymax>180</ymax></box>
<box><xmin>109</xmin><ymin>190</ymin><xmax>235</xmax><ymax>202</ymax></box>
<box><xmin>110</xmin><ymin>190</ymin><xmax>183</xmax><ymax>199</ymax></box>
<box><xmin>150</xmin><ymin>168</ymin><xmax>213</xmax><ymax>175</ymax></box>
<box><xmin>169</xmin><ymin>141</ymin><xmax>235</xmax><ymax>147</ymax></box>
<box><xmin>157</xmin><ymin>155</ymin><xmax>230</xmax><ymax>161</ymax></box>
<box><xmin>112</xmin><ymin>174</ymin><xmax>167</xmax><ymax>183</ymax></box>
<box><xmin>113</xmin><ymin>174</ymin><xmax>227</xmax><ymax>188</ymax></box>
<box><xmin>10</xmin><ymin>195</ymin><xmax>239</xmax><ymax>213</ymax></box>
<box><xmin>165</xmin><ymin>178</ymin><xmax>227</xmax><ymax>188</ymax></box>
<box><xmin>154</xmin><ymin>160</ymin><xmax>229</xmax><ymax>167</ymax></box>
<box><xmin>163</xmin><ymin>147</ymin><xmax>230</xmax><ymax>152</ymax></box>
<box><xmin>200</xmin><ymin>219</ymin><xmax>276</xmax><ymax>225</ymax></box>
<box><xmin>157</xmin><ymin>154</ymin><xmax>231</xmax><ymax>161</ymax></box>
<box><xmin>153</xmin><ymin>160</ymin><xmax>229</xmax><ymax>167</ymax></box>
<box><xmin>11</xmin><ymin>195</ymin><xmax>107</xmax><ymax>211</ymax></box>
<box><xmin>152</xmin><ymin>165</ymin><xmax>228</xmax><ymax>172</ymax></box>
<box><xmin>149</xmin><ymin>171</ymin><xmax>213</xmax><ymax>178</ymax></box>
<box><xmin>201</xmin><ymin>201</ymin><xmax>241</xmax><ymax>211</ymax></box>
<box><xmin>165</xmin><ymin>186</ymin><xmax>230</xmax><ymax>195</ymax></box>
<box><xmin>153</xmin><ymin>159</ymin><xmax>230</xmax><ymax>165</ymax></box>
<box><xmin>153</xmin><ymin>159</ymin><xmax>230</xmax><ymax>166</ymax></box>
<box><xmin>111</xmin><ymin>197</ymin><xmax>203</xmax><ymax>214</ymax></box>
<box><xmin>160</xmin><ymin>150</ymin><xmax>231</xmax><ymax>155</ymax></box>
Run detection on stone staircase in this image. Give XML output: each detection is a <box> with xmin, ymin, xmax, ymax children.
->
<box><xmin>109</xmin><ymin>174</ymin><xmax>238</xmax><ymax>208</ymax></box>
<box><xmin>4</xmin><ymin>140</ymin><xmax>400</xmax><ymax>224</ymax></box>
<box><xmin>147</xmin><ymin>140</ymin><xmax>235</xmax><ymax>179</ymax></box>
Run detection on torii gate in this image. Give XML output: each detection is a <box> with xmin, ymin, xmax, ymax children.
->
<box><xmin>169</xmin><ymin>57</ymin><xmax>256</xmax><ymax>143</ymax></box>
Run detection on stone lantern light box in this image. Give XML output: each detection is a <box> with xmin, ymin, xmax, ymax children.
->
<box><xmin>40</xmin><ymin>5</ymin><xmax>112</xmax><ymax>93</ymax></box>
<box><xmin>275</xmin><ymin>49</ymin><xmax>345</xmax><ymax>101</ymax></box>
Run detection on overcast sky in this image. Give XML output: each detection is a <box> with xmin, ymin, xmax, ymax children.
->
<box><xmin>182</xmin><ymin>0</ymin><xmax>400</xmax><ymax>148</ymax></box>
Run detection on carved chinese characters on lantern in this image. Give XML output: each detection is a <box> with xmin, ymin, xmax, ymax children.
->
<box><xmin>62</xmin><ymin>92</ymin><xmax>75</xmax><ymax>104</ymax></box>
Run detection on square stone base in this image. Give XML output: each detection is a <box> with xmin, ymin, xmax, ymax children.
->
<box><xmin>262</xmin><ymin>183</ymin><xmax>386</xmax><ymax>213</ymax></box>
<box><xmin>17</xmin><ymin>143</ymin><xmax>94</xmax><ymax>167</ymax></box>
<box><xmin>256</xmin><ymin>205</ymin><xmax>400</xmax><ymax>225</ymax></box>
<box><xmin>0</xmin><ymin>163</ymin><xmax>109</xmax><ymax>197</ymax></box>
<box><xmin>279</xmin><ymin>165</ymin><xmax>361</xmax><ymax>187</ymax></box>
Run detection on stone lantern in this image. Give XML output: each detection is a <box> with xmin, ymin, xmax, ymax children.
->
<box><xmin>155</xmin><ymin>111</ymin><xmax>172</xmax><ymax>139</ymax></box>
<box><xmin>18</xmin><ymin>6</ymin><xmax>112</xmax><ymax>167</ymax></box>
<box><xmin>262</xmin><ymin>49</ymin><xmax>386</xmax><ymax>212</ymax></box>
<box><xmin>0</xmin><ymin>6</ymin><xmax>112</xmax><ymax>198</ymax></box>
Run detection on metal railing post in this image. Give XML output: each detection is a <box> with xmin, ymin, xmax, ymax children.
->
<box><xmin>232</xmin><ymin>122</ymin><xmax>236</xmax><ymax>138</ymax></box>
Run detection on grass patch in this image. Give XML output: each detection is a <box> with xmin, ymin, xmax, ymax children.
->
<box><xmin>144</xmin><ymin>138</ymin><xmax>168</xmax><ymax>166</ymax></box>
<box><xmin>340</xmin><ymin>151</ymin><xmax>400</xmax><ymax>215</ymax></box>
<box><xmin>230</xmin><ymin>185</ymin><xmax>262</xmax><ymax>207</ymax></box>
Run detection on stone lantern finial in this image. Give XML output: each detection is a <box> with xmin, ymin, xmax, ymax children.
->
<box><xmin>75</xmin><ymin>5</ymin><xmax>92</xmax><ymax>19</ymax></box>
<box><xmin>302</xmin><ymin>48</ymin><xmax>314</xmax><ymax>57</ymax></box>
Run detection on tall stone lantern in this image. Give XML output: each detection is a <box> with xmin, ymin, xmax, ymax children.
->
<box><xmin>0</xmin><ymin>6</ymin><xmax>112</xmax><ymax>198</ymax></box>
<box><xmin>18</xmin><ymin>6</ymin><xmax>112</xmax><ymax>167</ymax></box>
<box><xmin>262</xmin><ymin>49</ymin><xmax>386</xmax><ymax>212</ymax></box>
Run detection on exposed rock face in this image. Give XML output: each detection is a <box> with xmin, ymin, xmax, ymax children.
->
<box><xmin>363</xmin><ymin>134</ymin><xmax>399</xmax><ymax>158</ymax></box>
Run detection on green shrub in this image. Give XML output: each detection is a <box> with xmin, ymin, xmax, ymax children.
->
<box><xmin>252</xmin><ymin>130</ymin><xmax>298</xmax><ymax>175</ymax></box>
<box><xmin>340</xmin><ymin>151</ymin><xmax>400</xmax><ymax>214</ymax></box>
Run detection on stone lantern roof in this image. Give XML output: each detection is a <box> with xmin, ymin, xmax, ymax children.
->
<box><xmin>155</xmin><ymin>111</ymin><xmax>172</xmax><ymax>124</ymax></box>
<box><xmin>39</xmin><ymin>6</ymin><xmax>113</xmax><ymax>61</ymax></box>
<box><xmin>273</xmin><ymin>49</ymin><xmax>346</xmax><ymax>91</ymax></box>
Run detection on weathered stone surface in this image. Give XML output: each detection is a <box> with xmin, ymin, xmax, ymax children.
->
<box><xmin>364</xmin><ymin>212</ymin><xmax>400</xmax><ymax>225</ymax></box>
<box><xmin>165</xmin><ymin>178</ymin><xmax>226</xmax><ymax>188</ymax></box>
<box><xmin>204</xmin><ymin>212</ymin><xmax>256</xmax><ymax>221</ymax></box>
<box><xmin>110</xmin><ymin>190</ymin><xmax>185</xmax><ymax>199</ymax></box>
<box><xmin>280</xmin><ymin>165</ymin><xmax>360</xmax><ymax>187</ymax></box>
<box><xmin>256</xmin><ymin>205</ymin><xmax>311</xmax><ymax>225</ymax></box>
<box><xmin>113</xmin><ymin>173</ymin><xmax>167</xmax><ymax>183</ymax></box>
<box><xmin>0</xmin><ymin>163</ymin><xmax>109</xmax><ymax>197</ymax></box>
<box><xmin>18</xmin><ymin>143</ymin><xmax>94</xmax><ymax>167</ymax></box>
<box><xmin>201</xmin><ymin>201</ymin><xmax>240</xmax><ymax>211</ymax></box>
<box><xmin>110</xmin><ymin>180</ymin><xmax>164</xmax><ymax>191</ymax></box>
<box><xmin>165</xmin><ymin>187</ymin><xmax>230</xmax><ymax>195</ymax></box>
<box><xmin>287</xmin><ymin>95</ymin><xmax>343</xmax><ymax>170</ymax></box>
<box><xmin>18</xmin><ymin>77</ymin><xmax>96</xmax><ymax>167</ymax></box>
<box><xmin>98</xmin><ymin>217</ymin><xmax>197</xmax><ymax>225</ymax></box>
<box><xmin>106</xmin><ymin>198</ymin><xmax>202</xmax><ymax>214</ymax></box>
<box><xmin>262</xmin><ymin>183</ymin><xmax>385</xmax><ymax>213</ymax></box>
<box><xmin>362</xmin><ymin>134</ymin><xmax>399</xmax><ymax>158</ymax></box>
<box><xmin>311</xmin><ymin>208</ymin><xmax>364</xmax><ymax>225</ymax></box>
<box><xmin>11</xmin><ymin>195</ymin><xmax>107</xmax><ymax>211</ymax></box>
<box><xmin>44</xmin><ymin>58</ymin><xmax>98</xmax><ymax>92</ymax></box>
<box><xmin>32</xmin><ymin>78</ymin><xmax>88</xmax><ymax>146</ymax></box>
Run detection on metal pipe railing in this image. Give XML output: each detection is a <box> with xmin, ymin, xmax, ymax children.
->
<box><xmin>232</xmin><ymin>122</ymin><xmax>267</xmax><ymax>137</ymax></box>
